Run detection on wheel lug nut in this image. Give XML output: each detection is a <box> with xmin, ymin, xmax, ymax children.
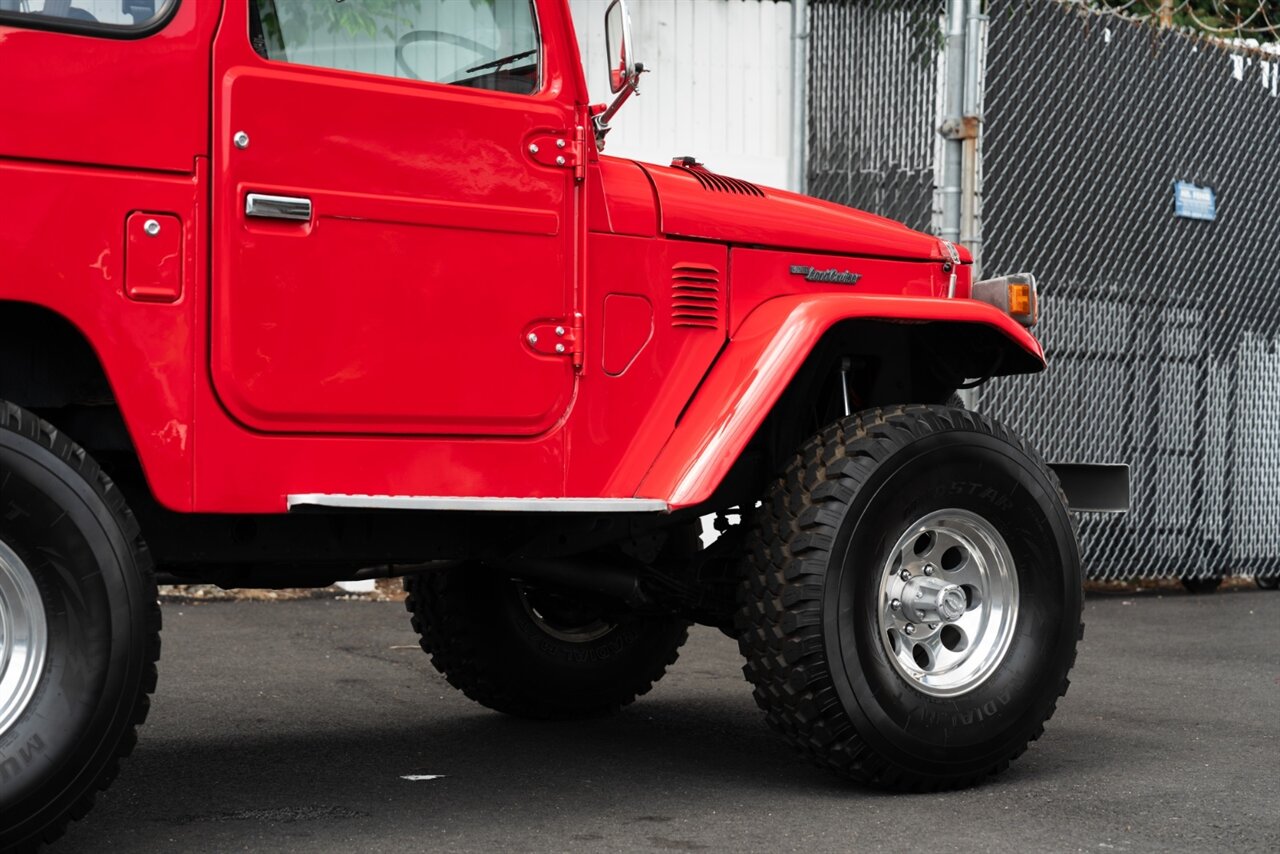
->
<box><xmin>904</xmin><ymin>623</ymin><xmax>916</xmax><ymax>635</ymax></box>
<box><xmin>890</xmin><ymin>598</ymin><xmax>901</xmax><ymax>610</ymax></box>
<box><xmin>924</xmin><ymin>564</ymin><xmax>935</xmax><ymax>576</ymax></box>
<box><xmin>899</xmin><ymin>569</ymin><xmax>911</xmax><ymax>582</ymax></box>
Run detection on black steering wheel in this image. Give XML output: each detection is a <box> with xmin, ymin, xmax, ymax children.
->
<box><xmin>395</xmin><ymin>30</ymin><xmax>496</xmax><ymax>82</ymax></box>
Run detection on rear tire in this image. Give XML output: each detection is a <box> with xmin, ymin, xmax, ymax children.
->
<box><xmin>0</xmin><ymin>403</ymin><xmax>159</xmax><ymax>850</ymax></box>
<box><xmin>1181</xmin><ymin>576</ymin><xmax>1223</xmax><ymax>594</ymax></box>
<box><xmin>736</xmin><ymin>405</ymin><xmax>1081</xmax><ymax>789</ymax></box>
<box><xmin>404</xmin><ymin>564</ymin><xmax>689</xmax><ymax>719</ymax></box>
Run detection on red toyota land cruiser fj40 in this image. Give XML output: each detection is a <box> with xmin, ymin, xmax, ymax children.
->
<box><xmin>0</xmin><ymin>0</ymin><xmax>1123</xmax><ymax>846</ymax></box>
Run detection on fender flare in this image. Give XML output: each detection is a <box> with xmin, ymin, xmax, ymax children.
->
<box><xmin>636</xmin><ymin>294</ymin><xmax>1046</xmax><ymax>509</ymax></box>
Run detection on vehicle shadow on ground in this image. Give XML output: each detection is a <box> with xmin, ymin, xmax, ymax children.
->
<box><xmin>81</xmin><ymin>691</ymin><xmax>1135</xmax><ymax>838</ymax></box>
<box><xmin>129</xmin><ymin>697</ymin><xmax>835</xmax><ymax>818</ymax></box>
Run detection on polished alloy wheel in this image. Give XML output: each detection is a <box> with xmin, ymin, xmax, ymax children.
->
<box><xmin>0</xmin><ymin>538</ymin><xmax>47</xmax><ymax>737</ymax></box>
<box><xmin>878</xmin><ymin>509</ymin><xmax>1018</xmax><ymax>697</ymax></box>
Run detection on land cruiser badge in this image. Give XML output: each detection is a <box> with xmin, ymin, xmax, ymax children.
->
<box><xmin>789</xmin><ymin>265</ymin><xmax>862</xmax><ymax>285</ymax></box>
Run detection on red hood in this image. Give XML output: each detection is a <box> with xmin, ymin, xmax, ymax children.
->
<box><xmin>636</xmin><ymin>161</ymin><xmax>950</xmax><ymax>262</ymax></box>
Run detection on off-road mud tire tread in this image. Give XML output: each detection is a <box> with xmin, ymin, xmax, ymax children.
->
<box><xmin>0</xmin><ymin>402</ymin><xmax>160</xmax><ymax>850</ymax></box>
<box><xmin>735</xmin><ymin>404</ymin><xmax>1081</xmax><ymax>791</ymax></box>
<box><xmin>403</xmin><ymin>569</ymin><xmax>687</xmax><ymax>720</ymax></box>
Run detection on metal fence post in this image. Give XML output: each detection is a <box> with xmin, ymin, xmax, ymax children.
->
<box><xmin>937</xmin><ymin>0</ymin><xmax>986</xmax><ymax>273</ymax></box>
<box><xmin>789</xmin><ymin>0</ymin><xmax>809</xmax><ymax>194</ymax></box>
<box><xmin>937</xmin><ymin>0</ymin><xmax>986</xmax><ymax>408</ymax></box>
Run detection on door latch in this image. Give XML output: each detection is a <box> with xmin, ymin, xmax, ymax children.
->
<box><xmin>246</xmin><ymin>193</ymin><xmax>313</xmax><ymax>222</ymax></box>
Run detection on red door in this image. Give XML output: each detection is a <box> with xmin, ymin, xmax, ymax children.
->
<box><xmin>210</xmin><ymin>1</ymin><xmax>579</xmax><ymax>436</ymax></box>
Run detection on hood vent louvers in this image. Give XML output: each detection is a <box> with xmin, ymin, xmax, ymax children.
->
<box><xmin>672</xmin><ymin>263</ymin><xmax>722</xmax><ymax>330</ymax></box>
<box><xmin>671</xmin><ymin>157</ymin><xmax>765</xmax><ymax>198</ymax></box>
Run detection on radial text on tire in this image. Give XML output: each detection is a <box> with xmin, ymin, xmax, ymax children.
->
<box><xmin>736</xmin><ymin>405</ymin><xmax>1082</xmax><ymax>790</ymax></box>
<box><xmin>0</xmin><ymin>402</ymin><xmax>160</xmax><ymax>850</ymax></box>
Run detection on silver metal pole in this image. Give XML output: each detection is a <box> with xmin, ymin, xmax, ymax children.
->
<box><xmin>938</xmin><ymin>0</ymin><xmax>986</xmax><ymax>261</ymax></box>
<box><xmin>962</xmin><ymin>0</ymin><xmax>986</xmax><ymax>277</ymax></box>
<box><xmin>789</xmin><ymin>0</ymin><xmax>809</xmax><ymax>194</ymax></box>
<box><xmin>938</xmin><ymin>0</ymin><xmax>967</xmax><ymax>246</ymax></box>
<box><xmin>937</xmin><ymin>0</ymin><xmax>988</xmax><ymax>409</ymax></box>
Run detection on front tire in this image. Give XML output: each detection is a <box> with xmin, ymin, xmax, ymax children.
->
<box><xmin>737</xmin><ymin>405</ymin><xmax>1081</xmax><ymax>789</ymax></box>
<box><xmin>0</xmin><ymin>403</ymin><xmax>159</xmax><ymax>850</ymax></box>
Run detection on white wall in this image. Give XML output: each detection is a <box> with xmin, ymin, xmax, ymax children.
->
<box><xmin>569</xmin><ymin>0</ymin><xmax>795</xmax><ymax>190</ymax></box>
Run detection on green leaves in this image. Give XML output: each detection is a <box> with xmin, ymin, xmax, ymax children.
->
<box><xmin>1091</xmin><ymin>0</ymin><xmax>1280</xmax><ymax>40</ymax></box>
<box><xmin>260</xmin><ymin>0</ymin><xmax>425</xmax><ymax>48</ymax></box>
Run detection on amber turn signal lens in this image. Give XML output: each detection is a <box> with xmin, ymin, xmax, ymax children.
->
<box><xmin>1008</xmin><ymin>284</ymin><xmax>1032</xmax><ymax>317</ymax></box>
<box><xmin>972</xmin><ymin>272</ymin><xmax>1038</xmax><ymax>327</ymax></box>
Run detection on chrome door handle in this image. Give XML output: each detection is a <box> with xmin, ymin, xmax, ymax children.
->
<box><xmin>245</xmin><ymin>193</ymin><xmax>312</xmax><ymax>222</ymax></box>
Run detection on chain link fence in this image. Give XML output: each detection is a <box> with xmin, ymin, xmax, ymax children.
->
<box><xmin>807</xmin><ymin>0</ymin><xmax>1280</xmax><ymax>580</ymax></box>
<box><xmin>806</xmin><ymin>0</ymin><xmax>945</xmax><ymax>231</ymax></box>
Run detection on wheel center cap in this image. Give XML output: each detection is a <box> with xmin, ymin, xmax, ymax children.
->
<box><xmin>937</xmin><ymin>586</ymin><xmax>967</xmax><ymax>622</ymax></box>
<box><xmin>901</xmin><ymin>576</ymin><xmax>966</xmax><ymax>623</ymax></box>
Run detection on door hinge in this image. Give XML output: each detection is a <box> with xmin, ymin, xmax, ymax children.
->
<box><xmin>574</xmin><ymin>124</ymin><xmax>588</xmax><ymax>182</ymax></box>
<box><xmin>525</xmin><ymin>315</ymin><xmax>583</xmax><ymax>370</ymax></box>
<box><xmin>527</xmin><ymin>130</ymin><xmax>585</xmax><ymax>182</ymax></box>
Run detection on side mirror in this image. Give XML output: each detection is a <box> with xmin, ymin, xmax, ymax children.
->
<box><xmin>596</xmin><ymin>0</ymin><xmax>645</xmax><ymax>148</ymax></box>
<box><xmin>605</xmin><ymin>0</ymin><xmax>637</xmax><ymax>94</ymax></box>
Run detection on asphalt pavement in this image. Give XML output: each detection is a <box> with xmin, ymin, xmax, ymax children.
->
<box><xmin>55</xmin><ymin>587</ymin><xmax>1279</xmax><ymax>853</ymax></box>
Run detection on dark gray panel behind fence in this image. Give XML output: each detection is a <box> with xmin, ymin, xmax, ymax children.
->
<box><xmin>980</xmin><ymin>0</ymin><xmax>1280</xmax><ymax>580</ymax></box>
<box><xmin>807</xmin><ymin>0</ymin><xmax>1280</xmax><ymax>580</ymax></box>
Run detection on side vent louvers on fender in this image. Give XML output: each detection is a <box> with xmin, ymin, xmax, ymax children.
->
<box><xmin>672</xmin><ymin>263</ymin><xmax>722</xmax><ymax>330</ymax></box>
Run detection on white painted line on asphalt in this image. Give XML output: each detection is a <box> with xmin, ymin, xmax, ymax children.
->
<box><xmin>400</xmin><ymin>775</ymin><xmax>445</xmax><ymax>782</ymax></box>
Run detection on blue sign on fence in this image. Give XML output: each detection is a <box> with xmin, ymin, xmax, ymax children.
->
<box><xmin>1174</xmin><ymin>181</ymin><xmax>1216</xmax><ymax>221</ymax></box>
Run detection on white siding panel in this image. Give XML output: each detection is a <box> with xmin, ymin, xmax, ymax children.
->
<box><xmin>569</xmin><ymin>0</ymin><xmax>795</xmax><ymax>190</ymax></box>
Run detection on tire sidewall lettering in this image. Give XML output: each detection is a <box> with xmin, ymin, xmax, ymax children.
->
<box><xmin>0</xmin><ymin>432</ymin><xmax>142</xmax><ymax>831</ymax></box>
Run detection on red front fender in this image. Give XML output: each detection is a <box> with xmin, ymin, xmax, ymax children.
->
<box><xmin>636</xmin><ymin>294</ymin><xmax>1045</xmax><ymax>509</ymax></box>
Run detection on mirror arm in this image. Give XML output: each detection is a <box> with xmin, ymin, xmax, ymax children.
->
<box><xmin>593</xmin><ymin>63</ymin><xmax>645</xmax><ymax>150</ymax></box>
